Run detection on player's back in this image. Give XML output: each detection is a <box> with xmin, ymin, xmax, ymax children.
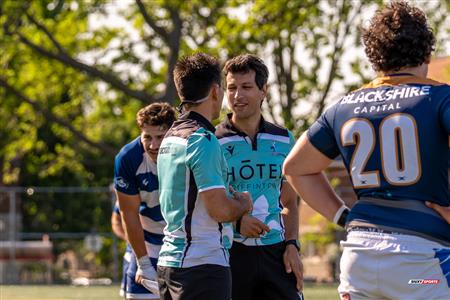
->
<box><xmin>308</xmin><ymin>74</ymin><xmax>450</xmax><ymax>245</ymax></box>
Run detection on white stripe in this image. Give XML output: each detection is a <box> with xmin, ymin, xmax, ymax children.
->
<box><xmin>439</xmin><ymin>254</ymin><xmax>450</xmax><ymax>265</ymax></box>
<box><xmin>126</xmin><ymin>292</ymin><xmax>159</xmax><ymax>299</ymax></box>
<box><xmin>144</xmin><ymin>242</ymin><xmax>162</xmax><ymax>259</ymax></box>
<box><xmin>136</xmin><ymin>153</ymin><xmax>157</xmax><ymax>175</ymax></box>
<box><xmin>218</xmin><ymin>135</ymin><xmax>246</xmax><ymax>145</ymax></box>
<box><xmin>163</xmin><ymin>136</ymin><xmax>187</xmax><ymax>146</ymax></box>
<box><xmin>180</xmin><ymin>166</ymin><xmax>190</xmax><ymax>263</ymax></box>
<box><xmin>141</xmin><ymin>218</ymin><xmax>165</xmax><ymax>234</ymax></box>
<box><xmin>123</xmin><ymin>251</ymin><xmax>132</xmax><ymax>262</ymax></box>
<box><xmin>198</xmin><ymin>185</ymin><xmax>225</xmax><ymax>193</ymax></box>
<box><xmin>258</xmin><ymin>133</ymin><xmax>290</xmax><ymax>144</ymax></box>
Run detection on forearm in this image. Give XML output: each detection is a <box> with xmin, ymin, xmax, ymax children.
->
<box><xmin>282</xmin><ymin>198</ymin><xmax>299</xmax><ymax>241</ymax></box>
<box><xmin>121</xmin><ymin>212</ymin><xmax>147</xmax><ymax>258</ymax></box>
<box><xmin>112</xmin><ymin>222</ymin><xmax>127</xmax><ymax>241</ymax></box>
<box><xmin>220</xmin><ymin>197</ymin><xmax>248</xmax><ymax>222</ymax></box>
<box><xmin>286</xmin><ymin>172</ymin><xmax>344</xmax><ymax>221</ymax></box>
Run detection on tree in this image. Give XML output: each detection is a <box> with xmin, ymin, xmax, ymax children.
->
<box><xmin>0</xmin><ymin>0</ymin><xmax>448</xmax><ymax>229</ymax></box>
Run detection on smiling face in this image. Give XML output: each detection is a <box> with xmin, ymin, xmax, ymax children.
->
<box><xmin>140</xmin><ymin>125</ymin><xmax>168</xmax><ymax>161</ymax></box>
<box><xmin>226</xmin><ymin>70</ymin><xmax>266</xmax><ymax>120</ymax></box>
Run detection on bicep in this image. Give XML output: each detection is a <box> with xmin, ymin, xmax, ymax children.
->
<box><xmin>115</xmin><ymin>191</ymin><xmax>141</xmax><ymax>214</ymax></box>
<box><xmin>199</xmin><ymin>188</ymin><xmax>228</xmax><ymax>220</ymax></box>
<box><xmin>284</xmin><ymin>131</ymin><xmax>334</xmax><ymax>176</ymax></box>
<box><xmin>187</xmin><ymin>136</ymin><xmax>226</xmax><ymax>192</ymax></box>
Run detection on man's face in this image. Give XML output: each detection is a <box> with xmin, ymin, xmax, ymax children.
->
<box><xmin>226</xmin><ymin>70</ymin><xmax>266</xmax><ymax>120</ymax></box>
<box><xmin>140</xmin><ymin>124</ymin><xmax>168</xmax><ymax>161</ymax></box>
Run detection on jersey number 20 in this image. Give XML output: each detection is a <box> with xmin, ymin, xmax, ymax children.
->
<box><xmin>340</xmin><ymin>113</ymin><xmax>421</xmax><ymax>188</ymax></box>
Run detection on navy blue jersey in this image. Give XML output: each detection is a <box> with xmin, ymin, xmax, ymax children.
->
<box><xmin>308</xmin><ymin>74</ymin><xmax>450</xmax><ymax>245</ymax></box>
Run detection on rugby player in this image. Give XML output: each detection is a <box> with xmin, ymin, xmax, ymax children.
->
<box><xmin>216</xmin><ymin>54</ymin><xmax>304</xmax><ymax>300</ymax></box>
<box><xmin>284</xmin><ymin>1</ymin><xmax>450</xmax><ymax>299</ymax></box>
<box><xmin>156</xmin><ymin>53</ymin><xmax>252</xmax><ymax>300</ymax></box>
<box><xmin>114</xmin><ymin>103</ymin><xmax>176</xmax><ymax>299</ymax></box>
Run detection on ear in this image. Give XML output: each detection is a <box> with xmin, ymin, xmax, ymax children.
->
<box><xmin>211</xmin><ymin>84</ymin><xmax>220</xmax><ymax>102</ymax></box>
<box><xmin>261</xmin><ymin>83</ymin><xmax>268</xmax><ymax>100</ymax></box>
<box><xmin>424</xmin><ymin>56</ymin><xmax>431</xmax><ymax>64</ymax></box>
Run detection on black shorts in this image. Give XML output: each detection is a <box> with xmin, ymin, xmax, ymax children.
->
<box><xmin>157</xmin><ymin>264</ymin><xmax>231</xmax><ymax>300</ymax></box>
<box><xmin>230</xmin><ymin>241</ymin><xmax>304</xmax><ymax>300</ymax></box>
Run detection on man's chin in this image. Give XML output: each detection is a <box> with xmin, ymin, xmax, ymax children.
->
<box><xmin>147</xmin><ymin>152</ymin><xmax>158</xmax><ymax>161</ymax></box>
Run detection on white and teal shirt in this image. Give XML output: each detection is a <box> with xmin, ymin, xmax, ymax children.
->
<box><xmin>157</xmin><ymin>111</ymin><xmax>233</xmax><ymax>268</ymax></box>
<box><xmin>216</xmin><ymin>114</ymin><xmax>295</xmax><ymax>246</ymax></box>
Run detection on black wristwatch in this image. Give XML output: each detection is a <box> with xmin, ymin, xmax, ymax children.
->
<box><xmin>285</xmin><ymin>239</ymin><xmax>301</xmax><ymax>252</ymax></box>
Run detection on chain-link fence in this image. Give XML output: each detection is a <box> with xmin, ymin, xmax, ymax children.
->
<box><xmin>0</xmin><ymin>186</ymin><xmax>123</xmax><ymax>285</ymax></box>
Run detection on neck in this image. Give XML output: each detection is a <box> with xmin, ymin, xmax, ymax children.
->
<box><xmin>231</xmin><ymin>111</ymin><xmax>261</xmax><ymax>140</ymax></box>
<box><xmin>186</xmin><ymin>100</ymin><xmax>213</xmax><ymax>123</ymax></box>
<box><xmin>383</xmin><ymin>63</ymin><xmax>428</xmax><ymax>79</ymax></box>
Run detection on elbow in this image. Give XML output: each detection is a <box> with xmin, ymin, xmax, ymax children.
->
<box><xmin>209</xmin><ymin>210</ymin><xmax>232</xmax><ymax>223</ymax></box>
<box><xmin>209</xmin><ymin>206</ymin><xmax>238</xmax><ymax>223</ymax></box>
<box><xmin>282</xmin><ymin>159</ymin><xmax>294</xmax><ymax>178</ymax></box>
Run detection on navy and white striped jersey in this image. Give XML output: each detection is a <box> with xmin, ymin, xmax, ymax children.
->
<box><xmin>114</xmin><ymin>137</ymin><xmax>165</xmax><ymax>259</ymax></box>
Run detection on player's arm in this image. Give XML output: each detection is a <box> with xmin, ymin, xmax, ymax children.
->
<box><xmin>115</xmin><ymin>191</ymin><xmax>147</xmax><ymax>258</ymax></box>
<box><xmin>201</xmin><ymin>187</ymin><xmax>252</xmax><ymax>222</ymax></box>
<box><xmin>283</xmin><ymin>131</ymin><xmax>347</xmax><ymax>224</ymax></box>
<box><xmin>280</xmin><ymin>181</ymin><xmax>303</xmax><ymax>291</ymax></box>
<box><xmin>426</xmin><ymin>201</ymin><xmax>450</xmax><ymax>224</ymax></box>
<box><xmin>116</xmin><ymin>191</ymin><xmax>156</xmax><ymax>285</ymax></box>
<box><xmin>111</xmin><ymin>209</ymin><xmax>126</xmax><ymax>241</ymax></box>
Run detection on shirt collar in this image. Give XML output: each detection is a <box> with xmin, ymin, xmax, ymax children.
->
<box><xmin>180</xmin><ymin>111</ymin><xmax>216</xmax><ymax>133</ymax></box>
<box><xmin>223</xmin><ymin>113</ymin><xmax>267</xmax><ymax>136</ymax></box>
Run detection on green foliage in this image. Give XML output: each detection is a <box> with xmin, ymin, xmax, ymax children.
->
<box><xmin>301</xmin><ymin>213</ymin><xmax>342</xmax><ymax>255</ymax></box>
<box><xmin>0</xmin><ymin>0</ymin><xmax>448</xmax><ymax>263</ymax></box>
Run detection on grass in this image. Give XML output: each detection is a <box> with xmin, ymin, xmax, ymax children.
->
<box><xmin>0</xmin><ymin>283</ymin><xmax>339</xmax><ymax>300</ymax></box>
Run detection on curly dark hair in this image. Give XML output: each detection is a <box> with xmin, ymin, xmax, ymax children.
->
<box><xmin>223</xmin><ymin>54</ymin><xmax>269</xmax><ymax>90</ymax></box>
<box><xmin>362</xmin><ymin>1</ymin><xmax>435</xmax><ymax>73</ymax></box>
<box><xmin>136</xmin><ymin>102</ymin><xmax>176</xmax><ymax>129</ymax></box>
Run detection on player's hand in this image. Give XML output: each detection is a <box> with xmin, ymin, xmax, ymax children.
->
<box><xmin>239</xmin><ymin>215</ymin><xmax>270</xmax><ymax>238</ymax></box>
<box><xmin>230</xmin><ymin>186</ymin><xmax>253</xmax><ymax>213</ymax></box>
<box><xmin>135</xmin><ymin>256</ymin><xmax>157</xmax><ymax>284</ymax></box>
<box><xmin>426</xmin><ymin>201</ymin><xmax>450</xmax><ymax>224</ymax></box>
<box><xmin>283</xmin><ymin>244</ymin><xmax>303</xmax><ymax>292</ymax></box>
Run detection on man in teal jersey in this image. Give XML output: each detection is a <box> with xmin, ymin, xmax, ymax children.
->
<box><xmin>156</xmin><ymin>53</ymin><xmax>252</xmax><ymax>300</ymax></box>
<box><xmin>216</xmin><ymin>54</ymin><xmax>304</xmax><ymax>300</ymax></box>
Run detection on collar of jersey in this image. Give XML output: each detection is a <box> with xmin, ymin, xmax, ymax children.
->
<box><xmin>223</xmin><ymin>113</ymin><xmax>267</xmax><ymax>137</ymax></box>
<box><xmin>358</xmin><ymin>74</ymin><xmax>444</xmax><ymax>90</ymax></box>
<box><xmin>179</xmin><ymin>111</ymin><xmax>216</xmax><ymax>133</ymax></box>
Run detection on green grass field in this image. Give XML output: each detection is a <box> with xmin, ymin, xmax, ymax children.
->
<box><xmin>0</xmin><ymin>284</ymin><xmax>339</xmax><ymax>300</ymax></box>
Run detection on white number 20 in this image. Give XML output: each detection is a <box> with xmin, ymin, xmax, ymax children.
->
<box><xmin>340</xmin><ymin>113</ymin><xmax>421</xmax><ymax>188</ymax></box>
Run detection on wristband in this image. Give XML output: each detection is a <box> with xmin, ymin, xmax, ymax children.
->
<box><xmin>236</xmin><ymin>216</ymin><xmax>242</xmax><ymax>234</ymax></box>
<box><xmin>136</xmin><ymin>255</ymin><xmax>151</xmax><ymax>268</ymax></box>
<box><xmin>285</xmin><ymin>239</ymin><xmax>301</xmax><ymax>252</ymax></box>
<box><xmin>333</xmin><ymin>205</ymin><xmax>350</xmax><ymax>228</ymax></box>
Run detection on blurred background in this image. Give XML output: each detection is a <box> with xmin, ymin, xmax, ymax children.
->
<box><xmin>0</xmin><ymin>0</ymin><xmax>449</xmax><ymax>296</ymax></box>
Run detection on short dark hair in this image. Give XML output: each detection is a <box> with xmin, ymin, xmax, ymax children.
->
<box><xmin>136</xmin><ymin>102</ymin><xmax>176</xmax><ymax>128</ymax></box>
<box><xmin>362</xmin><ymin>1</ymin><xmax>435</xmax><ymax>73</ymax></box>
<box><xmin>173</xmin><ymin>53</ymin><xmax>221</xmax><ymax>103</ymax></box>
<box><xmin>223</xmin><ymin>54</ymin><xmax>269</xmax><ymax>90</ymax></box>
